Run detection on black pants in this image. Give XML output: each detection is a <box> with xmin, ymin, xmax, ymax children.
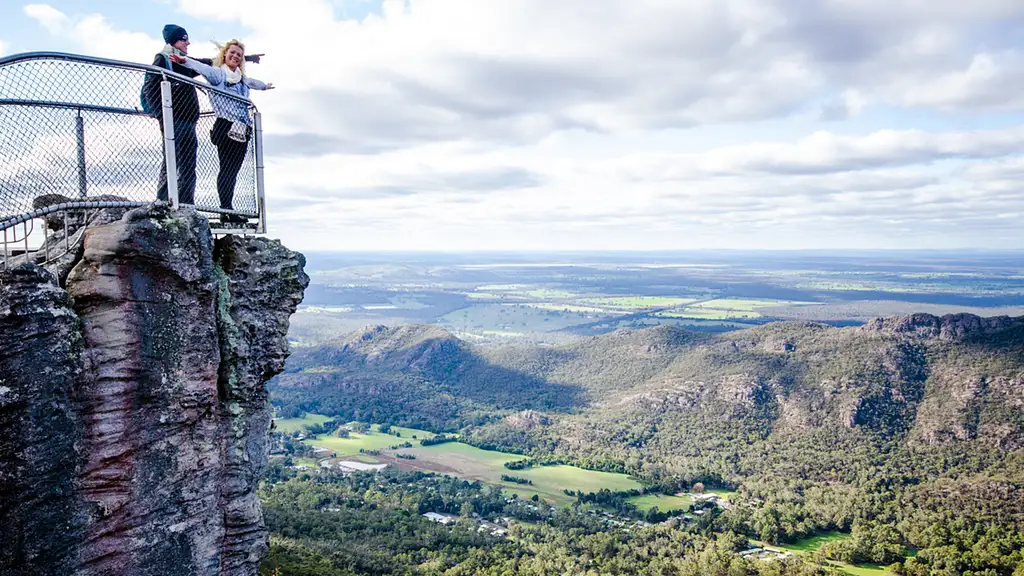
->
<box><xmin>157</xmin><ymin>121</ymin><xmax>197</xmax><ymax>205</ymax></box>
<box><xmin>211</xmin><ymin>118</ymin><xmax>249</xmax><ymax>210</ymax></box>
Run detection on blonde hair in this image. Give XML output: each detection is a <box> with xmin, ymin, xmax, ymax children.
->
<box><xmin>212</xmin><ymin>39</ymin><xmax>246</xmax><ymax>74</ymax></box>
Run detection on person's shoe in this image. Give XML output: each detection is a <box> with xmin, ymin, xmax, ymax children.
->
<box><xmin>219</xmin><ymin>213</ymin><xmax>248</xmax><ymax>224</ymax></box>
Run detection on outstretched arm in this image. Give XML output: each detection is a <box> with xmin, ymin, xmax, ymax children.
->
<box><xmin>245</xmin><ymin>77</ymin><xmax>274</xmax><ymax>90</ymax></box>
<box><xmin>170</xmin><ymin>54</ymin><xmax>226</xmax><ymax>85</ymax></box>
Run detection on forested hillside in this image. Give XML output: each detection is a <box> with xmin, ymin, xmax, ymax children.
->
<box><xmin>269</xmin><ymin>314</ymin><xmax>1024</xmax><ymax>575</ymax></box>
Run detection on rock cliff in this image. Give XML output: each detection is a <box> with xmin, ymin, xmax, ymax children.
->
<box><xmin>0</xmin><ymin>206</ymin><xmax>308</xmax><ymax>576</ymax></box>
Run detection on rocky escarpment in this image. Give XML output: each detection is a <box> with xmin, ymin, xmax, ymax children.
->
<box><xmin>0</xmin><ymin>206</ymin><xmax>307</xmax><ymax>576</ymax></box>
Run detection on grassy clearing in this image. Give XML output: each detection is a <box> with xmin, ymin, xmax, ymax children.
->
<box><xmin>519</xmin><ymin>288</ymin><xmax>581</xmax><ymax>300</ymax></box>
<box><xmin>304</xmin><ymin>425</ymin><xmax>436</xmax><ymax>457</ymax></box>
<box><xmin>705</xmin><ymin>488</ymin><xmax>738</xmax><ymax>501</ymax></box>
<box><xmin>410</xmin><ymin>442</ymin><xmax>642</xmax><ymax>506</ymax></box>
<box><xmin>756</xmin><ymin>533</ymin><xmax>895</xmax><ymax>576</ymax></box>
<box><xmin>575</xmin><ymin>296</ymin><xmax>698</xmax><ymax>309</ymax></box>
<box><xmin>303</xmin><ymin>428</ymin><xmax>645</xmax><ymax>507</ymax></box>
<box><xmin>775</xmin><ymin>531</ymin><xmax>847</xmax><ymax>552</ymax></box>
<box><xmin>626</xmin><ymin>494</ymin><xmax>693</xmax><ymax>511</ymax></box>
<box><xmin>387</xmin><ymin>426</ymin><xmax>437</xmax><ymax>440</ymax></box>
<box><xmin>694</xmin><ymin>298</ymin><xmax>805</xmax><ymax>311</ymax></box>
<box><xmin>273</xmin><ymin>413</ymin><xmax>334</xmax><ymax>434</ymax></box>
<box><xmin>524</xmin><ymin>303</ymin><xmax>619</xmax><ymax>314</ymax></box>
<box><xmin>656</xmin><ymin>308</ymin><xmax>761</xmax><ymax>320</ymax></box>
<box><xmin>832</xmin><ymin>564</ymin><xmax>893</xmax><ymax>576</ymax></box>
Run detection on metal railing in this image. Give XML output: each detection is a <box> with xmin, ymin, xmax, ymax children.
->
<box><xmin>0</xmin><ymin>51</ymin><xmax>267</xmax><ymax>266</ymax></box>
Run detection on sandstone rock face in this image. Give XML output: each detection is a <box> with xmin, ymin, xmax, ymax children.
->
<box><xmin>0</xmin><ymin>265</ymin><xmax>86</xmax><ymax>576</ymax></box>
<box><xmin>213</xmin><ymin>235</ymin><xmax>308</xmax><ymax>574</ymax></box>
<box><xmin>0</xmin><ymin>206</ymin><xmax>306</xmax><ymax>576</ymax></box>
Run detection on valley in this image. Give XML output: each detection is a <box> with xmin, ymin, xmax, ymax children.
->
<box><xmin>261</xmin><ymin>251</ymin><xmax>1024</xmax><ymax>576</ymax></box>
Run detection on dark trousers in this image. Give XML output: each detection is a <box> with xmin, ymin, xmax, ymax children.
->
<box><xmin>211</xmin><ymin>118</ymin><xmax>249</xmax><ymax>210</ymax></box>
<box><xmin>157</xmin><ymin>121</ymin><xmax>198</xmax><ymax>205</ymax></box>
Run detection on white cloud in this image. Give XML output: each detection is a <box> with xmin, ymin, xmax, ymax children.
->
<box><xmin>13</xmin><ymin>0</ymin><xmax>1024</xmax><ymax>250</ymax></box>
<box><xmin>23</xmin><ymin>4</ymin><xmax>160</xmax><ymax>62</ymax></box>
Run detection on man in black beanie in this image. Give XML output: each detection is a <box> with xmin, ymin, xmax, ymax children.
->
<box><xmin>143</xmin><ymin>24</ymin><xmax>205</xmax><ymax>205</ymax></box>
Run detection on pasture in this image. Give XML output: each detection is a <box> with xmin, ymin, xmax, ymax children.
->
<box><xmin>273</xmin><ymin>413</ymin><xmax>334</xmax><ymax>434</ymax></box>
<box><xmin>303</xmin><ymin>426</ymin><xmax>644</xmax><ymax>506</ymax></box>
<box><xmin>626</xmin><ymin>494</ymin><xmax>693</xmax><ymax>512</ymax></box>
<box><xmin>757</xmin><ymin>532</ymin><xmax>895</xmax><ymax>576</ymax></box>
<box><xmin>574</xmin><ymin>296</ymin><xmax>698</xmax><ymax>309</ymax></box>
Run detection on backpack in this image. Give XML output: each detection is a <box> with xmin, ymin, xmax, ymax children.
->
<box><xmin>140</xmin><ymin>53</ymin><xmax>172</xmax><ymax>116</ymax></box>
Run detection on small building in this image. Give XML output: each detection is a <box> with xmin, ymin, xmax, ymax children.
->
<box><xmin>423</xmin><ymin>512</ymin><xmax>458</xmax><ymax>525</ymax></box>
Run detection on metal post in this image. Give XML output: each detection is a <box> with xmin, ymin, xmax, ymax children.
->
<box><xmin>43</xmin><ymin>223</ymin><xmax>49</xmax><ymax>262</ymax></box>
<box><xmin>64</xmin><ymin>212</ymin><xmax>69</xmax><ymax>252</ymax></box>
<box><xmin>24</xmin><ymin>222</ymin><xmax>29</xmax><ymax>257</ymax></box>
<box><xmin>254</xmin><ymin>111</ymin><xmax>266</xmax><ymax>234</ymax></box>
<box><xmin>76</xmin><ymin>110</ymin><xmax>87</xmax><ymax>198</ymax></box>
<box><xmin>160</xmin><ymin>79</ymin><xmax>179</xmax><ymax>209</ymax></box>
<box><xmin>2</xmin><ymin>228</ymin><xmax>8</xmax><ymax>268</ymax></box>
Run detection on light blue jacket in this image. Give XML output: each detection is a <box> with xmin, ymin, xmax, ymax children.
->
<box><xmin>182</xmin><ymin>57</ymin><xmax>269</xmax><ymax>125</ymax></box>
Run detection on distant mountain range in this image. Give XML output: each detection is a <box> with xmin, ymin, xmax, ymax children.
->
<box><xmin>272</xmin><ymin>313</ymin><xmax>1024</xmax><ymax>467</ymax></box>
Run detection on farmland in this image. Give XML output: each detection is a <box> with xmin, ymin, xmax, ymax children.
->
<box><xmin>625</xmin><ymin>494</ymin><xmax>693</xmax><ymax>512</ymax></box>
<box><xmin>300</xmin><ymin>424</ymin><xmax>644</xmax><ymax>506</ymax></box>
<box><xmin>290</xmin><ymin>250</ymin><xmax>1024</xmax><ymax>345</ymax></box>
<box><xmin>272</xmin><ymin>413</ymin><xmax>334</xmax><ymax>434</ymax></box>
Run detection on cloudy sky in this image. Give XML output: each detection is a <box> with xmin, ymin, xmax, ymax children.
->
<box><xmin>2</xmin><ymin>0</ymin><xmax>1024</xmax><ymax>251</ymax></box>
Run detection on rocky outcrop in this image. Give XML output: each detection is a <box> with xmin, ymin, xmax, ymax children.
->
<box><xmin>0</xmin><ymin>205</ymin><xmax>307</xmax><ymax>576</ymax></box>
<box><xmin>213</xmin><ymin>235</ymin><xmax>308</xmax><ymax>574</ymax></box>
<box><xmin>0</xmin><ymin>265</ymin><xmax>86</xmax><ymax>576</ymax></box>
<box><xmin>861</xmin><ymin>312</ymin><xmax>1024</xmax><ymax>342</ymax></box>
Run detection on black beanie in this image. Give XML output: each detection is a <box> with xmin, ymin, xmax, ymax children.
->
<box><xmin>163</xmin><ymin>24</ymin><xmax>188</xmax><ymax>45</ymax></box>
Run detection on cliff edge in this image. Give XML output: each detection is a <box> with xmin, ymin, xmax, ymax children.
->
<box><xmin>0</xmin><ymin>206</ymin><xmax>308</xmax><ymax>576</ymax></box>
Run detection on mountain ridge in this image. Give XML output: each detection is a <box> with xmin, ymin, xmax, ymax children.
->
<box><xmin>273</xmin><ymin>312</ymin><xmax>1024</xmax><ymax>453</ymax></box>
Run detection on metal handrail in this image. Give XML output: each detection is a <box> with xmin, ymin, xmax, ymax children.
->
<box><xmin>0</xmin><ymin>50</ymin><xmax>268</xmax><ymax>251</ymax></box>
<box><xmin>0</xmin><ymin>51</ymin><xmax>257</xmax><ymax>109</ymax></box>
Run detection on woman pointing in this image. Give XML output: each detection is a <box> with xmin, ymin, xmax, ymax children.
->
<box><xmin>170</xmin><ymin>40</ymin><xmax>273</xmax><ymax>224</ymax></box>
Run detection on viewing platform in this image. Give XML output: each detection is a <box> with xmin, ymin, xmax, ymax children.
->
<box><xmin>0</xmin><ymin>51</ymin><xmax>268</xmax><ymax>267</ymax></box>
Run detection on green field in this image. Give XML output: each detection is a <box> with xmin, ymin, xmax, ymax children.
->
<box><xmin>774</xmin><ymin>531</ymin><xmax>847</xmax><ymax>552</ymax></box>
<box><xmin>574</xmin><ymin>296</ymin><xmax>698</xmax><ymax>309</ymax></box>
<box><xmin>304</xmin><ymin>425</ymin><xmax>437</xmax><ymax>458</ymax></box>
<box><xmin>832</xmin><ymin>564</ymin><xmax>892</xmax><ymax>576</ymax></box>
<box><xmin>705</xmin><ymin>488</ymin><xmax>737</xmax><ymax>501</ymax></box>
<box><xmin>303</xmin><ymin>427</ymin><xmax>643</xmax><ymax>506</ymax></box>
<box><xmin>273</xmin><ymin>413</ymin><xmax>334</xmax><ymax>434</ymax></box>
<box><xmin>626</xmin><ymin>494</ymin><xmax>693</xmax><ymax>512</ymax></box>
<box><xmin>695</xmin><ymin>298</ymin><xmax>806</xmax><ymax>311</ymax></box>
<box><xmin>656</xmin><ymin>308</ymin><xmax>761</xmax><ymax>320</ymax></box>
<box><xmin>756</xmin><ymin>533</ymin><xmax>895</xmax><ymax>576</ymax></box>
<box><xmin>525</xmin><ymin>303</ymin><xmax>619</xmax><ymax>314</ymax></box>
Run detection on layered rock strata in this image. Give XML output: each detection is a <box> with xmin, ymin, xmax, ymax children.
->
<box><xmin>0</xmin><ymin>205</ymin><xmax>307</xmax><ymax>576</ymax></box>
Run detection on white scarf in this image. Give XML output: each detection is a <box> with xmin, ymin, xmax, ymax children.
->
<box><xmin>221</xmin><ymin>64</ymin><xmax>243</xmax><ymax>86</ymax></box>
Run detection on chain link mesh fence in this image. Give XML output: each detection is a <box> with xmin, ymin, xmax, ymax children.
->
<box><xmin>0</xmin><ymin>52</ymin><xmax>263</xmax><ymax>235</ymax></box>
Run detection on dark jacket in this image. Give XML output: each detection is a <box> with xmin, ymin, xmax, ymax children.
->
<box><xmin>142</xmin><ymin>54</ymin><xmax>213</xmax><ymax>124</ymax></box>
